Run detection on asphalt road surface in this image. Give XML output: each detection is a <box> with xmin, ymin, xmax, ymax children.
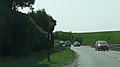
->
<box><xmin>71</xmin><ymin>46</ymin><xmax>120</xmax><ymax>67</ymax></box>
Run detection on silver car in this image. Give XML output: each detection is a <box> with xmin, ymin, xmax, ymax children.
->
<box><xmin>65</xmin><ymin>40</ymin><xmax>71</xmax><ymax>47</ymax></box>
<box><xmin>59</xmin><ymin>40</ymin><xmax>65</xmax><ymax>45</ymax></box>
<box><xmin>74</xmin><ymin>41</ymin><xmax>80</xmax><ymax>46</ymax></box>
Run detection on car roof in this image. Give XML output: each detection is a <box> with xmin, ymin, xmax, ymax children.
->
<box><xmin>74</xmin><ymin>41</ymin><xmax>79</xmax><ymax>42</ymax></box>
<box><xmin>97</xmin><ymin>40</ymin><xmax>106</xmax><ymax>42</ymax></box>
<box><xmin>96</xmin><ymin>41</ymin><xmax>107</xmax><ymax>43</ymax></box>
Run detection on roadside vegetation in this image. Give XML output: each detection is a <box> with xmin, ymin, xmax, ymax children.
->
<box><xmin>110</xmin><ymin>48</ymin><xmax>120</xmax><ymax>51</ymax></box>
<box><xmin>39</xmin><ymin>47</ymin><xmax>76</xmax><ymax>67</ymax></box>
<box><xmin>79</xmin><ymin>31</ymin><xmax>120</xmax><ymax>45</ymax></box>
<box><xmin>0</xmin><ymin>1</ymin><xmax>76</xmax><ymax>67</ymax></box>
<box><xmin>0</xmin><ymin>47</ymin><xmax>76</xmax><ymax>67</ymax></box>
<box><xmin>0</xmin><ymin>0</ymin><xmax>56</xmax><ymax>57</ymax></box>
<box><xmin>54</xmin><ymin>31</ymin><xmax>120</xmax><ymax>51</ymax></box>
<box><xmin>54</xmin><ymin>31</ymin><xmax>120</xmax><ymax>45</ymax></box>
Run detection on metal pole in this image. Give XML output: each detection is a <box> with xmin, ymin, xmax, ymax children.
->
<box><xmin>47</xmin><ymin>31</ymin><xmax>50</xmax><ymax>61</ymax></box>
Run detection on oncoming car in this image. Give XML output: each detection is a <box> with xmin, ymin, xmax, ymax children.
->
<box><xmin>74</xmin><ymin>41</ymin><xmax>80</xmax><ymax>46</ymax></box>
<box><xmin>59</xmin><ymin>40</ymin><xmax>65</xmax><ymax>45</ymax></box>
<box><xmin>95</xmin><ymin>40</ymin><xmax>109</xmax><ymax>51</ymax></box>
<box><xmin>65</xmin><ymin>40</ymin><xmax>71</xmax><ymax>47</ymax></box>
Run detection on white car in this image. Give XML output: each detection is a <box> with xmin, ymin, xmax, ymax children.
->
<box><xmin>74</xmin><ymin>41</ymin><xmax>80</xmax><ymax>46</ymax></box>
<box><xmin>59</xmin><ymin>40</ymin><xmax>65</xmax><ymax>45</ymax></box>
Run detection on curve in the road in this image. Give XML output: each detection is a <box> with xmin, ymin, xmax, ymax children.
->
<box><xmin>71</xmin><ymin>46</ymin><xmax>120</xmax><ymax>67</ymax></box>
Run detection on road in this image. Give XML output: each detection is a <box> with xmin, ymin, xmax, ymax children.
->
<box><xmin>71</xmin><ymin>46</ymin><xmax>120</xmax><ymax>67</ymax></box>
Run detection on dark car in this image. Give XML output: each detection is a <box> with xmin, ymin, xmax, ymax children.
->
<box><xmin>95</xmin><ymin>40</ymin><xmax>109</xmax><ymax>51</ymax></box>
<box><xmin>65</xmin><ymin>40</ymin><xmax>71</xmax><ymax>47</ymax></box>
<box><xmin>74</xmin><ymin>41</ymin><xmax>80</xmax><ymax>46</ymax></box>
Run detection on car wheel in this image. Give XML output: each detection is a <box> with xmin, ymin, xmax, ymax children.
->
<box><xmin>107</xmin><ymin>48</ymin><xmax>109</xmax><ymax>51</ymax></box>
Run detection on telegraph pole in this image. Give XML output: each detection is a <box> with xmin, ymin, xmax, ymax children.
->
<box><xmin>47</xmin><ymin>21</ymin><xmax>51</xmax><ymax>61</ymax></box>
<box><xmin>47</xmin><ymin>31</ymin><xmax>51</xmax><ymax>61</ymax></box>
<box><xmin>47</xmin><ymin>21</ymin><xmax>56</xmax><ymax>61</ymax></box>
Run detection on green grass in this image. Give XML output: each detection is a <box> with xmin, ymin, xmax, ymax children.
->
<box><xmin>54</xmin><ymin>40</ymin><xmax>60</xmax><ymax>43</ymax></box>
<box><xmin>0</xmin><ymin>48</ymin><xmax>76</xmax><ymax>67</ymax></box>
<box><xmin>110</xmin><ymin>48</ymin><xmax>120</xmax><ymax>51</ymax></box>
<box><xmin>54</xmin><ymin>40</ymin><xmax>60</xmax><ymax>46</ymax></box>
<box><xmin>79</xmin><ymin>31</ymin><xmax>120</xmax><ymax>51</ymax></box>
<box><xmin>79</xmin><ymin>31</ymin><xmax>120</xmax><ymax>45</ymax></box>
<box><xmin>39</xmin><ymin>48</ymin><xmax>76</xmax><ymax>67</ymax></box>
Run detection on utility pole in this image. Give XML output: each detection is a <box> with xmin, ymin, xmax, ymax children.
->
<box><xmin>47</xmin><ymin>21</ymin><xmax>52</xmax><ymax>61</ymax></box>
<box><xmin>47</xmin><ymin>31</ymin><xmax>51</xmax><ymax>61</ymax></box>
<box><xmin>47</xmin><ymin>21</ymin><xmax>56</xmax><ymax>61</ymax></box>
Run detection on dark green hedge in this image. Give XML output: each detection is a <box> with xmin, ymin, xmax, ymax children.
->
<box><xmin>0</xmin><ymin>5</ymin><xmax>48</xmax><ymax>57</ymax></box>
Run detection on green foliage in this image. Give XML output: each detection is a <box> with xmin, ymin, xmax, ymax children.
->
<box><xmin>0</xmin><ymin>5</ymin><xmax>47</xmax><ymax>57</ymax></box>
<box><xmin>54</xmin><ymin>31</ymin><xmax>120</xmax><ymax>45</ymax></box>
<box><xmin>54</xmin><ymin>31</ymin><xmax>83</xmax><ymax>43</ymax></box>
<box><xmin>28</xmin><ymin>9</ymin><xmax>56</xmax><ymax>32</ymax></box>
<box><xmin>79</xmin><ymin>31</ymin><xmax>120</xmax><ymax>45</ymax></box>
<box><xmin>0</xmin><ymin>0</ymin><xmax>35</xmax><ymax>10</ymax></box>
<box><xmin>39</xmin><ymin>48</ymin><xmax>76</xmax><ymax>67</ymax></box>
<box><xmin>28</xmin><ymin>9</ymin><xmax>48</xmax><ymax>31</ymax></box>
<box><xmin>0</xmin><ymin>48</ymin><xmax>76</xmax><ymax>67</ymax></box>
<box><xmin>28</xmin><ymin>9</ymin><xmax>57</xmax><ymax>49</ymax></box>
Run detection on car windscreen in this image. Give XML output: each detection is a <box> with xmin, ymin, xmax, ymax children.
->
<box><xmin>98</xmin><ymin>42</ymin><xmax>107</xmax><ymax>44</ymax></box>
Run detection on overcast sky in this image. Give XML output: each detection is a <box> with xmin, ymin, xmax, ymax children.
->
<box><xmin>20</xmin><ymin>0</ymin><xmax>120</xmax><ymax>33</ymax></box>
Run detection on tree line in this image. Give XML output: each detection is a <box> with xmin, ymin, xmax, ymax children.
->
<box><xmin>54</xmin><ymin>31</ymin><xmax>83</xmax><ymax>44</ymax></box>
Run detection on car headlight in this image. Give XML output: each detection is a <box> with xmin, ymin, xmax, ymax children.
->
<box><xmin>98</xmin><ymin>44</ymin><xmax>101</xmax><ymax>46</ymax></box>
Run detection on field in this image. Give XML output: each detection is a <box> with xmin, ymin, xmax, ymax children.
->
<box><xmin>79</xmin><ymin>31</ymin><xmax>120</xmax><ymax>45</ymax></box>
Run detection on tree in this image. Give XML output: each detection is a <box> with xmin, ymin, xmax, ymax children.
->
<box><xmin>28</xmin><ymin>9</ymin><xmax>56</xmax><ymax>32</ymax></box>
<box><xmin>77</xmin><ymin>35</ymin><xmax>83</xmax><ymax>44</ymax></box>
<box><xmin>28</xmin><ymin>9</ymin><xmax>56</xmax><ymax>50</ymax></box>
<box><xmin>0</xmin><ymin>5</ymin><xmax>50</xmax><ymax>57</ymax></box>
<box><xmin>0</xmin><ymin>0</ymin><xmax>35</xmax><ymax>10</ymax></box>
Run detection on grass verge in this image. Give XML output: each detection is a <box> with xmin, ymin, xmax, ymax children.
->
<box><xmin>0</xmin><ymin>47</ymin><xmax>76</xmax><ymax>67</ymax></box>
<box><xmin>39</xmin><ymin>47</ymin><xmax>76</xmax><ymax>67</ymax></box>
<box><xmin>110</xmin><ymin>48</ymin><xmax>120</xmax><ymax>51</ymax></box>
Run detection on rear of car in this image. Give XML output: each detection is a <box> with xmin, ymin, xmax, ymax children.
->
<box><xmin>74</xmin><ymin>41</ymin><xmax>80</xmax><ymax>46</ymax></box>
<box><xmin>95</xmin><ymin>41</ymin><xmax>109</xmax><ymax>51</ymax></box>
